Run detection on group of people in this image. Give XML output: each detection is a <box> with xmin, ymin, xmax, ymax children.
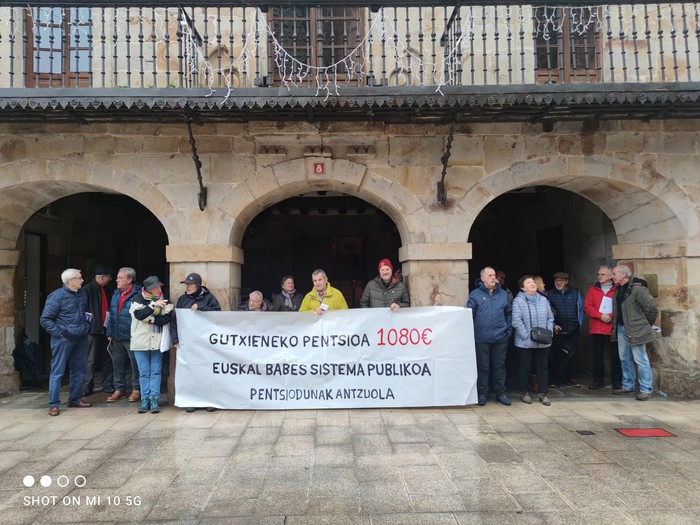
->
<box><xmin>40</xmin><ymin>267</ymin><xmax>177</xmax><ymax>416</ymax></box>
<box><xmin>238</xmin><ymin>259</ymin><xmax>409</xmax><ymax>314</ymax></box>
<box><xmin>38</xmin><ymin>257</ymin><xmax>658</xmax><ymax>416</ymax></box>
<box><xmin>39</xmin><ymin>258</ymin><xmax>409</xmax><ymax>416</ymax></box>
<box><xmin>468</xmin><ymin>265</ymin><xmax>659</xmax><ymax>406</ymax></box>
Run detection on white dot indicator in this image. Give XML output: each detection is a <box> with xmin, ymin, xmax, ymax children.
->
<box><xmin>23</xmin><ymin>475</ymin><xmax>35</xmax><ymax>487</ymax></box>
<box><xmin>40</xmin><ymin>475</ymin><xmax>52</xmax><ymax>487</ymax></box>
<box><xmin>75</xmin><ymin>475</ymin><xmax>86</xmax><ymax>487</ymax></box>
<box><xmin>57</xmin><ymin>475</ymin><xmax>69</xmax><ymax>487</ymax></box>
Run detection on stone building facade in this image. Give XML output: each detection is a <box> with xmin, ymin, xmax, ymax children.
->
<box><xmin>0</xmin><ymin>117</ymin><xmax>699</xmax><ymax>396</ymax></box>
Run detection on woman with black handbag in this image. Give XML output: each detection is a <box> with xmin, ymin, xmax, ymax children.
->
<box><xmin>512</xmin><ymin>275</ymin><xmax>555</xmax><ymax>405</ymax></box>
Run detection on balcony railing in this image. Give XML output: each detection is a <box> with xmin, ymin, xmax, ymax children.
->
<box><xmin>1</xmin><ymin>2</ymin><xmax>699</xmax><ymax>95</ymax></box>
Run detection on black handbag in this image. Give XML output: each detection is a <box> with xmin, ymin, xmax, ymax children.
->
<box><xmin>527</xmin><ymin>300</ymin><xmax>553</xmax><ymax>344</ymax></box>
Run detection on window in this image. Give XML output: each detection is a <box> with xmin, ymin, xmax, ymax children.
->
<box><xmin>535</xmin><ymin>8</ymin><xmax>600</xmax><ymax>83</ymax></box>
<box><xmin>268</xmin><ymin>6</ymin><xmax>362</xmax><ymax>85</ymax></box>
<box><xmin>26</xmin><ymin>7</ymin><xmax>92</xmax><ymax>87</ymax></box>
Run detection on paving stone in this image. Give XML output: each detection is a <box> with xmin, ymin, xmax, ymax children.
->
<box><xmin>0</xmin><ymin>389</ymin><xmax>697</xmax><ymax>523</ymax></box>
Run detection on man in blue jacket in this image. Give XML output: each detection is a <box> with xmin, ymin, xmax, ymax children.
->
<box><xmin>546</xmin><ymin>271</ymin><xmax>584</xmax><ymax>388</ymax></box>
<box><xmin>467</xmin><ymin>267</ymin><xmax>512</xmax><ymax>406</ymax></box>
<box><xmin>106</xmin><ymin>267</ymin><xmax>142</xmax><ymax>403</ymax></box>
<box><xmin>40</xmin><ymin>268</ymin><xmax>92</xmax><ymax>416</ymax></box>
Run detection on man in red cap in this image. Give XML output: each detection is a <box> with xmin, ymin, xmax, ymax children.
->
<box><xmin>360</xmin><ymin>258</ymin><xmax>410</xmax><ymax>311</ymax></box>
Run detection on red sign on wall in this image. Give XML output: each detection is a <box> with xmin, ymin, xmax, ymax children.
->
<box><xmin>313</xmin><ymin>162</ymin><xmax>325</xmax><ymax>175</ymax></box>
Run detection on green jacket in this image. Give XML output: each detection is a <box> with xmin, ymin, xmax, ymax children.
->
<box><xmin>611</xmin><ymin>281</ymin><xmax>658</xmax><ymax>345</ymax></box>
<box><xmin>299</xmin><ymin>283</ymin><xmax>348</xmax><ymax>312</ymax></box>
<box><xmin>360</xmin><ymin>276</ymin><xmax>410</xmax><ymax>308</ymax></box>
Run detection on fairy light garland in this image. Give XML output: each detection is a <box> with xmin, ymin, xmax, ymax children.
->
<box><xmin>5</xmin><ymin>4</ymin><xmax>698</xmax><ymax>98</ymax></box>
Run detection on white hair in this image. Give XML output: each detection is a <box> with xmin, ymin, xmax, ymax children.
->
<box><xmin>615</xmin><ymin>265</ymin><xmax>632</xmax><ymax>278</ymax></box>
<box><xmin>480</xmin><ymin>267</ymin><xmax>495</xmax><ymax>277</ymax></box>
<box><xmin>61</xmin><ymin>268</ymin><xmax>81</xmax><ymax>284</ymax></box>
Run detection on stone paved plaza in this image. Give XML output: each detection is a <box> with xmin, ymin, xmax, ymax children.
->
<box><xmin>0</xmin><ymin>387</ymin><xmax>698</xmax><ymax>525</ymax></box>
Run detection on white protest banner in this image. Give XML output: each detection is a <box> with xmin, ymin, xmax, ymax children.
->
<box><xmin>175</xmin><ymin>306</ymin><xmax>477</xmax><ymax>409</ymax></box>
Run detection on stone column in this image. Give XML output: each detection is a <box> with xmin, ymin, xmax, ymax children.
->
<box><xmin>398</xmin><ymin>243</ymin><xmax>472</xmax><ymax>307</ymax></box>
<box><xmin>165</xmin><ymin>244</ymin><xmax>244</xmax><ymax>310</ymax></box>
<box><xmin>0</xmin><ymin>249</ymin><xmax>20</xmax><ymax>394</ymax></box>
<box><xmin>164</xmin><ymin>244</ymin><xmax>244</xmax><ymax>404</ymax></box>
<box><xmin>613</xmin><ymin>241</ymin><xmax>700</xmax><ymax>396</ymax></box>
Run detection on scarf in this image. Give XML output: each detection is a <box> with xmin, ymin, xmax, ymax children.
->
<box><xmin>380</xmin><ymin>276</ymin><xmax>395</xmax><ymax>289</ymax></box>
<box><xmin>143</xmin><ymin>289</ymin><xmax>165</xmax><ymax>315</ymax></box>
<box><xmin>100</xmin><ymin>286</ymin><xmax>109</xmax><ymax>324</ymax></box>
<box><xmin>281</xmin><ymin>289</ymin><xmax>297</xmax><ymax>311</ymax></box>
<box><xmin>117</xmin><ymin>284</ymin><xmax>133</xmax><ymax>315</ymax></box>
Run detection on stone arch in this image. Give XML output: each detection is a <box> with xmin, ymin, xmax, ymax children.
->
<box><xmin>0</xmin><ymin>160</ymin><xmax>183</xmax><ymax>248</ymax></box>
<box><xmin>217</xmin><ymin>157</ymin><xmax>423</xmax><ymax>247</ymax></box>
<box><xmin>449</xmin><ymin>155</ymin><xmax>700</xmax><ymax>245</ymax></box>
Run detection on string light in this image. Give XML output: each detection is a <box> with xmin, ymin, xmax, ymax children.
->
<box><xmin>4</xmin><ymin>4</ymin><xmax>699</xmax><ymax>97</ymax></box>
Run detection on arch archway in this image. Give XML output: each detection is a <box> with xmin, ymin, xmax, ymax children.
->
<box><xmin>0</xmin><ymin>167</ymin><xmax>175</xmax><ymax>392</ymax></box>
<box><xmin>220</xmin><ymin>158</ymin><xmax>419</xmax><ymax>248</ymax></box>
<box><xmin>212</xmin><ymin>157</ymin><xmax>425</xmax><ymax>308</ymax></box>
<box><xmin>460</xmin><ymin>155</ymin><xmax>700</xmax><ymax>393</ymax></box>
<box><xmin>451</xmin><ymin>155</ymin><xmax>699</xmax><ymax>246</ymax></box>
<box><xmin>468</xmin><ymin>186</ymin><xmax>616</xmax><ymax>293</ymax></box>
<box><xmin>14</xmin><ymin>192</ymin><xmax>169</xmax><ymax>389</ymax></box>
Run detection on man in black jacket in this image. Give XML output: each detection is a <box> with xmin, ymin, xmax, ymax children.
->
<box><xmin>171</xmin><ymin>273</ymin><xmax>221</xmax><ymax>413</ymax></box>
<box><xmin>172</xmin><ymin>273</ymin><xmax>221</xmax><ymax>324</ymax></box>
<box><xmin>82</xmin><ymin>266</ymin><xmax>115</xmax><ymax>396</ymax></box>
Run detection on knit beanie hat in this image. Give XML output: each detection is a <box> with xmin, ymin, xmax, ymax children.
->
<box><xmin>378</xmin><ymin>259</ymin><xmax>393</xmax><ymax>273</ymax></box>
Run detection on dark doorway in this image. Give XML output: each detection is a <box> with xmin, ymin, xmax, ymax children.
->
<box><xmin>536</xmin><ymin>226</ymin><xmax>564</xmax><ymax>289</ymax></box>
<box><xmin>241</xmin><ymin>192</ymin><xmax>402</xmax><ymax>307</ymax></box>
<box><xmin>17</xmin><ymin>192</ymin><xmax>169</xmax><ymax>380</ymax></box>
<box><xmin>468</xmin><ymin>186</ymin><xmax>617</xmax><ymax>382</ymax></box>
<box><xmin>468</xmin><ymin>186</ymin><xmax>615</xmax><ymax>294</ymax></box>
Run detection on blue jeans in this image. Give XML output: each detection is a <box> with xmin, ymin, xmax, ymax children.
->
<box><xmin>617</xmin><ymin>325</ymin><xmax>653</xmax><ymax>394</ymax></box>
<box><xmin>49</xmin><ymin>335</ymin><xmax>88</xmax><ymax>407</ymax></box>
<box><xmin>133</xmin><ymin>350</ymin><xmax>163</xmax><ymax>399</ymax></box>
<box><xmin>475</xmin><ymin>336</ymin><xmax>509</xmax><ymax>397</ymax></box>
<box><xmin>112</xmin><ymin>339</ymin><xmax>139</xmax><ymax>391</ymax></box>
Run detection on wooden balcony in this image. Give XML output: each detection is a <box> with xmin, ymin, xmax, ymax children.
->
<box><xmin>0</xmin><ymin>1</ymin><xmax>699</xmax><ymax>125</ymax></box>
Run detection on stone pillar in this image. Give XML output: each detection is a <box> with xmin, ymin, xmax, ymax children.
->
<box><xmin>164</xmin><ymin>243</ymin><xmax>244</xmax><ymax>404</ymax></box>
<box><xmin>0</xmin><ymin>249</ymin><xmax>20</xmax><ymax>394</ymax></box>
<box><xmin>398</xmin><ymin>243</ymin><xmax>472</xmax><ymax>307</ymax></box>
<box><xmin>613</xmin><ymin>241</ymin><xmax>700</xmax><ymax>397</ymax></box>
<box><xmin>165</xmin><ymin>244</ymin><xmax>244</xmax><ymax>310</ymax></box>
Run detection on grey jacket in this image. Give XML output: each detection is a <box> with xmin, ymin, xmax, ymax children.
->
<box><xmin>512</xmin><ymin>292</ymin><xmax>555</xmax><ymax>349</ymax></box>
<box><xmin>360</xmin><ymin>276</ymin><xmax>409</xmax><ymax>308</ymax></box>
<box><xmin>611</xmin><ymin>281</ymin><xmax>658</xmax><ymax>345</ymax></box>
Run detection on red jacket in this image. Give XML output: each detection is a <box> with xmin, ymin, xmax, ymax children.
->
<box><xmin>584</xmin><ymin>282</ymin><xmax>616</xmax><ymax>335</ymax></box>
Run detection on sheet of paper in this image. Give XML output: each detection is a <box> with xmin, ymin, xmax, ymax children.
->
<box><xmin>599</xmin><ymin>296</ymin><xmax>612</xmax><ymax>314</ymax></box>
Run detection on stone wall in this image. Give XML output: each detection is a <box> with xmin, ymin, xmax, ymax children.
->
<box><xmin>0</xmin><ymin>119</ymin><xmax>699</xmax><ymax>395</ymax></box>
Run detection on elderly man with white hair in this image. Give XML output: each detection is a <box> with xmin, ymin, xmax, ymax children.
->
<box><xmin>246</xmin><ymin>290</ymin><xmax>271</xmax><ymax>311</ymax></box>
<box><xmin>611</xmin><ymin>264</ymin><xmax>658</xmax><ymax>401</ymax></box>
<box><xmin>40</xmin><ymin>268</ymin><xmax>92</xmax><ymax>416</ymax></box>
